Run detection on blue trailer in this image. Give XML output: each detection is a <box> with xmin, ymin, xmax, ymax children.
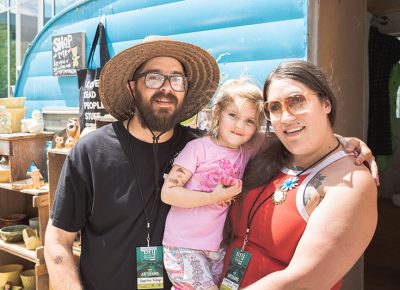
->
<box><xmin>14</xmin><ymin>0</ymin><xmax>308</xmax><ymax>117</ymax></box>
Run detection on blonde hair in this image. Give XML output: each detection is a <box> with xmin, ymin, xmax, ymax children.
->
<box><xmin>209</xmin><ymin>76</ymin><xmax>264</xmax><ymax>137</ymax></box>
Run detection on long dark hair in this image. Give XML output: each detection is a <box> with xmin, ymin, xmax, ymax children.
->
<box><xmin>223</xmin><ymin>60</ymin><xmax>337</xmax><ymax>245</ymax></box>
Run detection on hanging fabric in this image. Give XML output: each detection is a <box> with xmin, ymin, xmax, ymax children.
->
<box><xmin>368</xmin><ymin>26</ymin><xmax>400</xmax><ymax>155</ymax></box>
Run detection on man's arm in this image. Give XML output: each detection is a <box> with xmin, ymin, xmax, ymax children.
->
<box><xmin>44</xmin><ymin>219</ymin><xmax>82</xmax><ymax>290</ymax></box>
<box><xmin>335</xmin><ymin>134</ymin><xmax>379</xmax><ymax>185</ymax></box>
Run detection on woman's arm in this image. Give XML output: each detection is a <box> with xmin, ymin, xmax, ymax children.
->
<box><xmin>44</xmin><ymin>220</ymin><xmax>82</xmax><ymax>290</ymax></box>
<box><xmin>245</xmin><ymin>160</ymin><xmax>377</xmax><ymax>290</ymax></box>
<box><xmin>161</xmin><ymin>164</ymin><xmax>242</xmax><ymax>208</ymax></box>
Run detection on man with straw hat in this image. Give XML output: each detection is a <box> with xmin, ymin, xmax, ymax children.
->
<box><xmin>44</xmin><ymin>36</ymin><xmax>219</xmax><ymax>290</ymax></box>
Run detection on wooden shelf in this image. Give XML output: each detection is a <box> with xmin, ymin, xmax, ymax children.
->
<box><xmin>47</xmin><ymin>148</ymin><xmax>68</xmax><ymax>155</ymax></box>
<box><xmin>48</xmin><ymin>151</ymin><xmax>67</xmax><ymax>211</ymax></box>
<box><xmin>0</xmin><ymin>132</ymin><xmax>54</xmax><ymax>182</ymax></box>
<box><xmin>0</xmin><ymin>181</ymin><xmax>48</xmax><ymax>196</ymax></box>
<box><xmin>0</xmin><ymin>133</ymin><xmax>54</xmax><ymax>290</ymax></box>
<box><xmin>0</xmin><ymin>132</ymin><xmax>54</xmax><ymax>141</ymax></box>
<box><xmin>0</xmin><ymin>238</ymin><xmax>36</xmax><ymax>263</ymax></box>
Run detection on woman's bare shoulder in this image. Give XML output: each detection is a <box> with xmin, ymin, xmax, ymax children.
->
<box><xmin>322</xmin><ymin>154</ymin><xmax>377</xmax><ymax>197</ymax></box>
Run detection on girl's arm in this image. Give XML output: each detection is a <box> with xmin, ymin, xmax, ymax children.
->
<box><xmin>161</xmin><ymin>164</ymin><xmax>242</xmax><ymax>208</ymax></box>
<box><xmin>244</xmin><ymin>159</ymin><xmax>377</xmax><ymax>290</ymax></box>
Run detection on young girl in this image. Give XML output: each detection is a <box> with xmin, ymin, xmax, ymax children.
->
<box><xmin>161</xmin><ymin>77</ymin><xmax>265</xmax><ymax>290</ymax></box>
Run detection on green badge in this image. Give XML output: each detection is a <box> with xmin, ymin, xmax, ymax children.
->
<box><xmin>136</xmin><ymin>246</ymin><xmax>164</xmax><ymax>289</ymax></box>
<box><xmin>220</xmin><ymin>248</ymin><xmax>252</xmax><ymax>290</ymax></box>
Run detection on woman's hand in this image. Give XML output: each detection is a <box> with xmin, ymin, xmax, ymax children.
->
<box><xmin>336</xmin><ymin>135</ymin><xmax>379</xmax><ymax>186</ymax></box>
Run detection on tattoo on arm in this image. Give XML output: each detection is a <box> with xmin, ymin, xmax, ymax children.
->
<box><xmin>167</xmin><ymin>177</ymin><xmax>179</xmax><ymax>188</ymax></box>
<box><xmin>167</xmin><ymin>174</ymin><xmax>185</xmax><ymax>188</ymax></box>
<box><xmin>166</xmin><ymin>166</ymin><xmax>190</xmax><ymax>188</ymax></box>
<box><xmin>168</xmin><ymin>178</ymin><xmax>179</xmax><ymax>184</ymax></box>
<box><xmin>303</xmin><ymin>187</ymin><xmax>313</xmax><ymax>205</ymax></box>
<box><xmin>54</xmin><ymin>256</ymin><xmax>63</xmax><ymax>264</ymax></box>
<box><xmin>310</xmin><ymin>173</ymin><xmax>326</xmax><ymax>189</ymax></box>
<box><xmin>303</xmin><ymin>173</ymin><xmax>327</xmax><ymax>207</ymax></box>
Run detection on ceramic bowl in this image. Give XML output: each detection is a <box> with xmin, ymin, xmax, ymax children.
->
<box><xmin>28</xmin><ymin>217</ymin><xmax>39</xmax><ymax>231</ymax></box>
<box><xmin>0</xmin><ymin>225</ymin><xmax>29</xmax><ymax>242</ymax></box>
<box><xmin>20</xmin><ymin>269</ymin><xmax>36</xmax><ymax>290</ymax></box>
<box><xmin>0</xmin><ymin>213</ymin><xmax>26</xmax><ymax>227</ymax></box>
<box><xmin>0</xmin><ymin>286</ymin><xmax>23</xmax><ymax>290</ymax></box>
<box><xmin>0</xmin><ymin>264</ymin><xmax>23</xmax><ymax>287</ymax></box>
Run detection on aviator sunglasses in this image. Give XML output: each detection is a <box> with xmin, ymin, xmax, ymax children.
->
<box><xmin>264</xmin><ymin>92</ymin><xmax>315</xmax><ymax>120</ymax></box>
<box><xmin>132</xmin><ymin>72</ymin><xmax>189</xmax><ymax>92</ymax></box>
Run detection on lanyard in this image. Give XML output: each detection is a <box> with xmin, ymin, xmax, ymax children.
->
<box><xmin>126</xmin><ymin>118</ymin><xmax>160</xmax><ymax>247</ymax></box>
<box><xmin>242</xmin><ymin>185</ymin><xmax>273</xmax><ymax>250</ymax></box>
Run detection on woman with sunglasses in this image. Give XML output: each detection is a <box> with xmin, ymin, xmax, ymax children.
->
<box><xmin>220</xmin><ymin>60</ymin><xmax>377</xmax><ymax>290</ymax></box>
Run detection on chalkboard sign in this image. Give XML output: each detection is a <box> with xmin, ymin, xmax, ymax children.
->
<box><xmin>52</xmin><ymin>32</ymin><xmax>86</xmax><ymax>76</ymax></box>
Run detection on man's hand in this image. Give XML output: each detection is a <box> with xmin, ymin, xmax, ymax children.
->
<box><xmin>337</xmin><ymin>135</ymin><xmax>379</xmax><ymax>186</ymax></box>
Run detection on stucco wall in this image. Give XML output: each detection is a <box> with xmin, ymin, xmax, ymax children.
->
<box><xmin>317</xmin><ymin>0</ymin><xmax>368</xmax><ymax>139</ymax></box>
<box><xmin>313</xmin><ymin>1</ymin><xmax>368</xmax><ymax>289</ymax></box>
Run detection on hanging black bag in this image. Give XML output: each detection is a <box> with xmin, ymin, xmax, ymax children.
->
<box><xmin>77</xmin><ymin>22</ymin><xmax>110</xmax><ymax>130</ymax></box>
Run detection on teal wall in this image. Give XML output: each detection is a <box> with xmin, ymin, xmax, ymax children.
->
<box><xmin>14</xmin><ymin>0</ymin><xmax>308</xmax><ymax>117</ymax></box>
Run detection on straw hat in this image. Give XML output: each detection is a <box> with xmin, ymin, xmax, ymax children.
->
<box><xmin>99</xmin><ymin>36</ymin><xmax>220</xmax><ymax>122</ymax></box>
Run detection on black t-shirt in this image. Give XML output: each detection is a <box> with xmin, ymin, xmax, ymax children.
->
<box><xmin>50</xmin><ymin>121</ymin><xmax>202</xmax><ymax>290</ymax></box>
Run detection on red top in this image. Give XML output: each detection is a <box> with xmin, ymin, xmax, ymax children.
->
<box><xmin>222</xmin><ymin>171</ymin><xmax>342</xmax><ymax>290</ymax></box>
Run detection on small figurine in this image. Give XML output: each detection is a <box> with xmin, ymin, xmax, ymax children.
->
<box><xmin>23</xmin><ymin>227</ymin><xmax>41</xmax><ymax>250</ymax></box>
<box><xmin>4</xmin><ymin>281</ymin><xmax>13</xmax><ymax>290</ymax></box>
<box><xmin>27</xmin><ymin>110</ymin><xmax>44</xmax><ymax>134</ymax></box>
<box><xmin>64</xmin><ymin>136</ymin><xmax>75</xmax><ymax>149</ymax></box>
<box><xmin>66</xmin><ymin>117</ymin><xmax>80</xmax><ymax>144</ymax></box>
<box><xmin>54</xmin><ymin>135</ymin><xmax>64</xmax><ymax>149</ymax></box>
<box><xmin>31</xmin><ymin>168</ymin><xmax>42</xmax><ymax>189</ymax></box>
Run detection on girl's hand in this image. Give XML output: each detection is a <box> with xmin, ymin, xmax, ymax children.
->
<box><xmin>219</xmin><ymin>176</ymin><xmax>239</xmax><ymax>187</ymax></box>
<box><xmin>212</xmin><ymin>178</ymin><xmax>242</xmax><ymax>205</ymax></box>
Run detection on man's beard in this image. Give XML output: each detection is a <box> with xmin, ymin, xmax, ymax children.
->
<box><xmin>134</xmin><ymin>90</ymin><xmax>183</xmax><ymax>132</ymax></box>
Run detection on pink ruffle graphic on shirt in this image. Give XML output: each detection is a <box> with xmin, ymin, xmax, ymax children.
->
<box><xmin>218</xmin><ymin>159</ymin><xmax>232</xmax><ymax>170</ymax></box>
<box><xmin>197</xmin><ymin>160</ymin><xmax>241</xmax><ymax>192</ymax></box>
<box><xmin>198</xmin><ymin>167</ymin><xmax>224</xmax><ymax>191</ymax></box>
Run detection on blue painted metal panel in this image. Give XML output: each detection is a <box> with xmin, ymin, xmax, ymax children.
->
<box><xmin>15</xmin><ymin>0</ymin><xmax>308</xmax><ymax>117</ymax></box>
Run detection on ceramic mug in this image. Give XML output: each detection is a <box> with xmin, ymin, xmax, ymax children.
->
<box><xmin>28</xmin><ymin>217</ymin><xmax>39</xmax><ymax>232</ymax></box>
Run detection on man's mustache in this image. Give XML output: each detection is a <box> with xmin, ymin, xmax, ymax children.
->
<box><xmin>150</xmin><ymin>92</ymin><xmax>178</xmax><ymax>105</ymax></box>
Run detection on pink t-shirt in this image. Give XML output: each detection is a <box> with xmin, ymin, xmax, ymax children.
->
<box><xmin>163</xmin><ymin>136</ymin><xmax>257</xmax><ymax>251</ymax></box>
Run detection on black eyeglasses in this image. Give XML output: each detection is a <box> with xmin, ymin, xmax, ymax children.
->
<box><xmin>133</xmin><ymin>72</ymin><xmax>189</xmax><ymax>92</ymax></box>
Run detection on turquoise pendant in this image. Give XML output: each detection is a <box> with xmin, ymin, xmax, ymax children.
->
<box><xmin>272</xmin><ymin>176</ymin><xmax>300</xmax><ymax>205</ymax></box>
